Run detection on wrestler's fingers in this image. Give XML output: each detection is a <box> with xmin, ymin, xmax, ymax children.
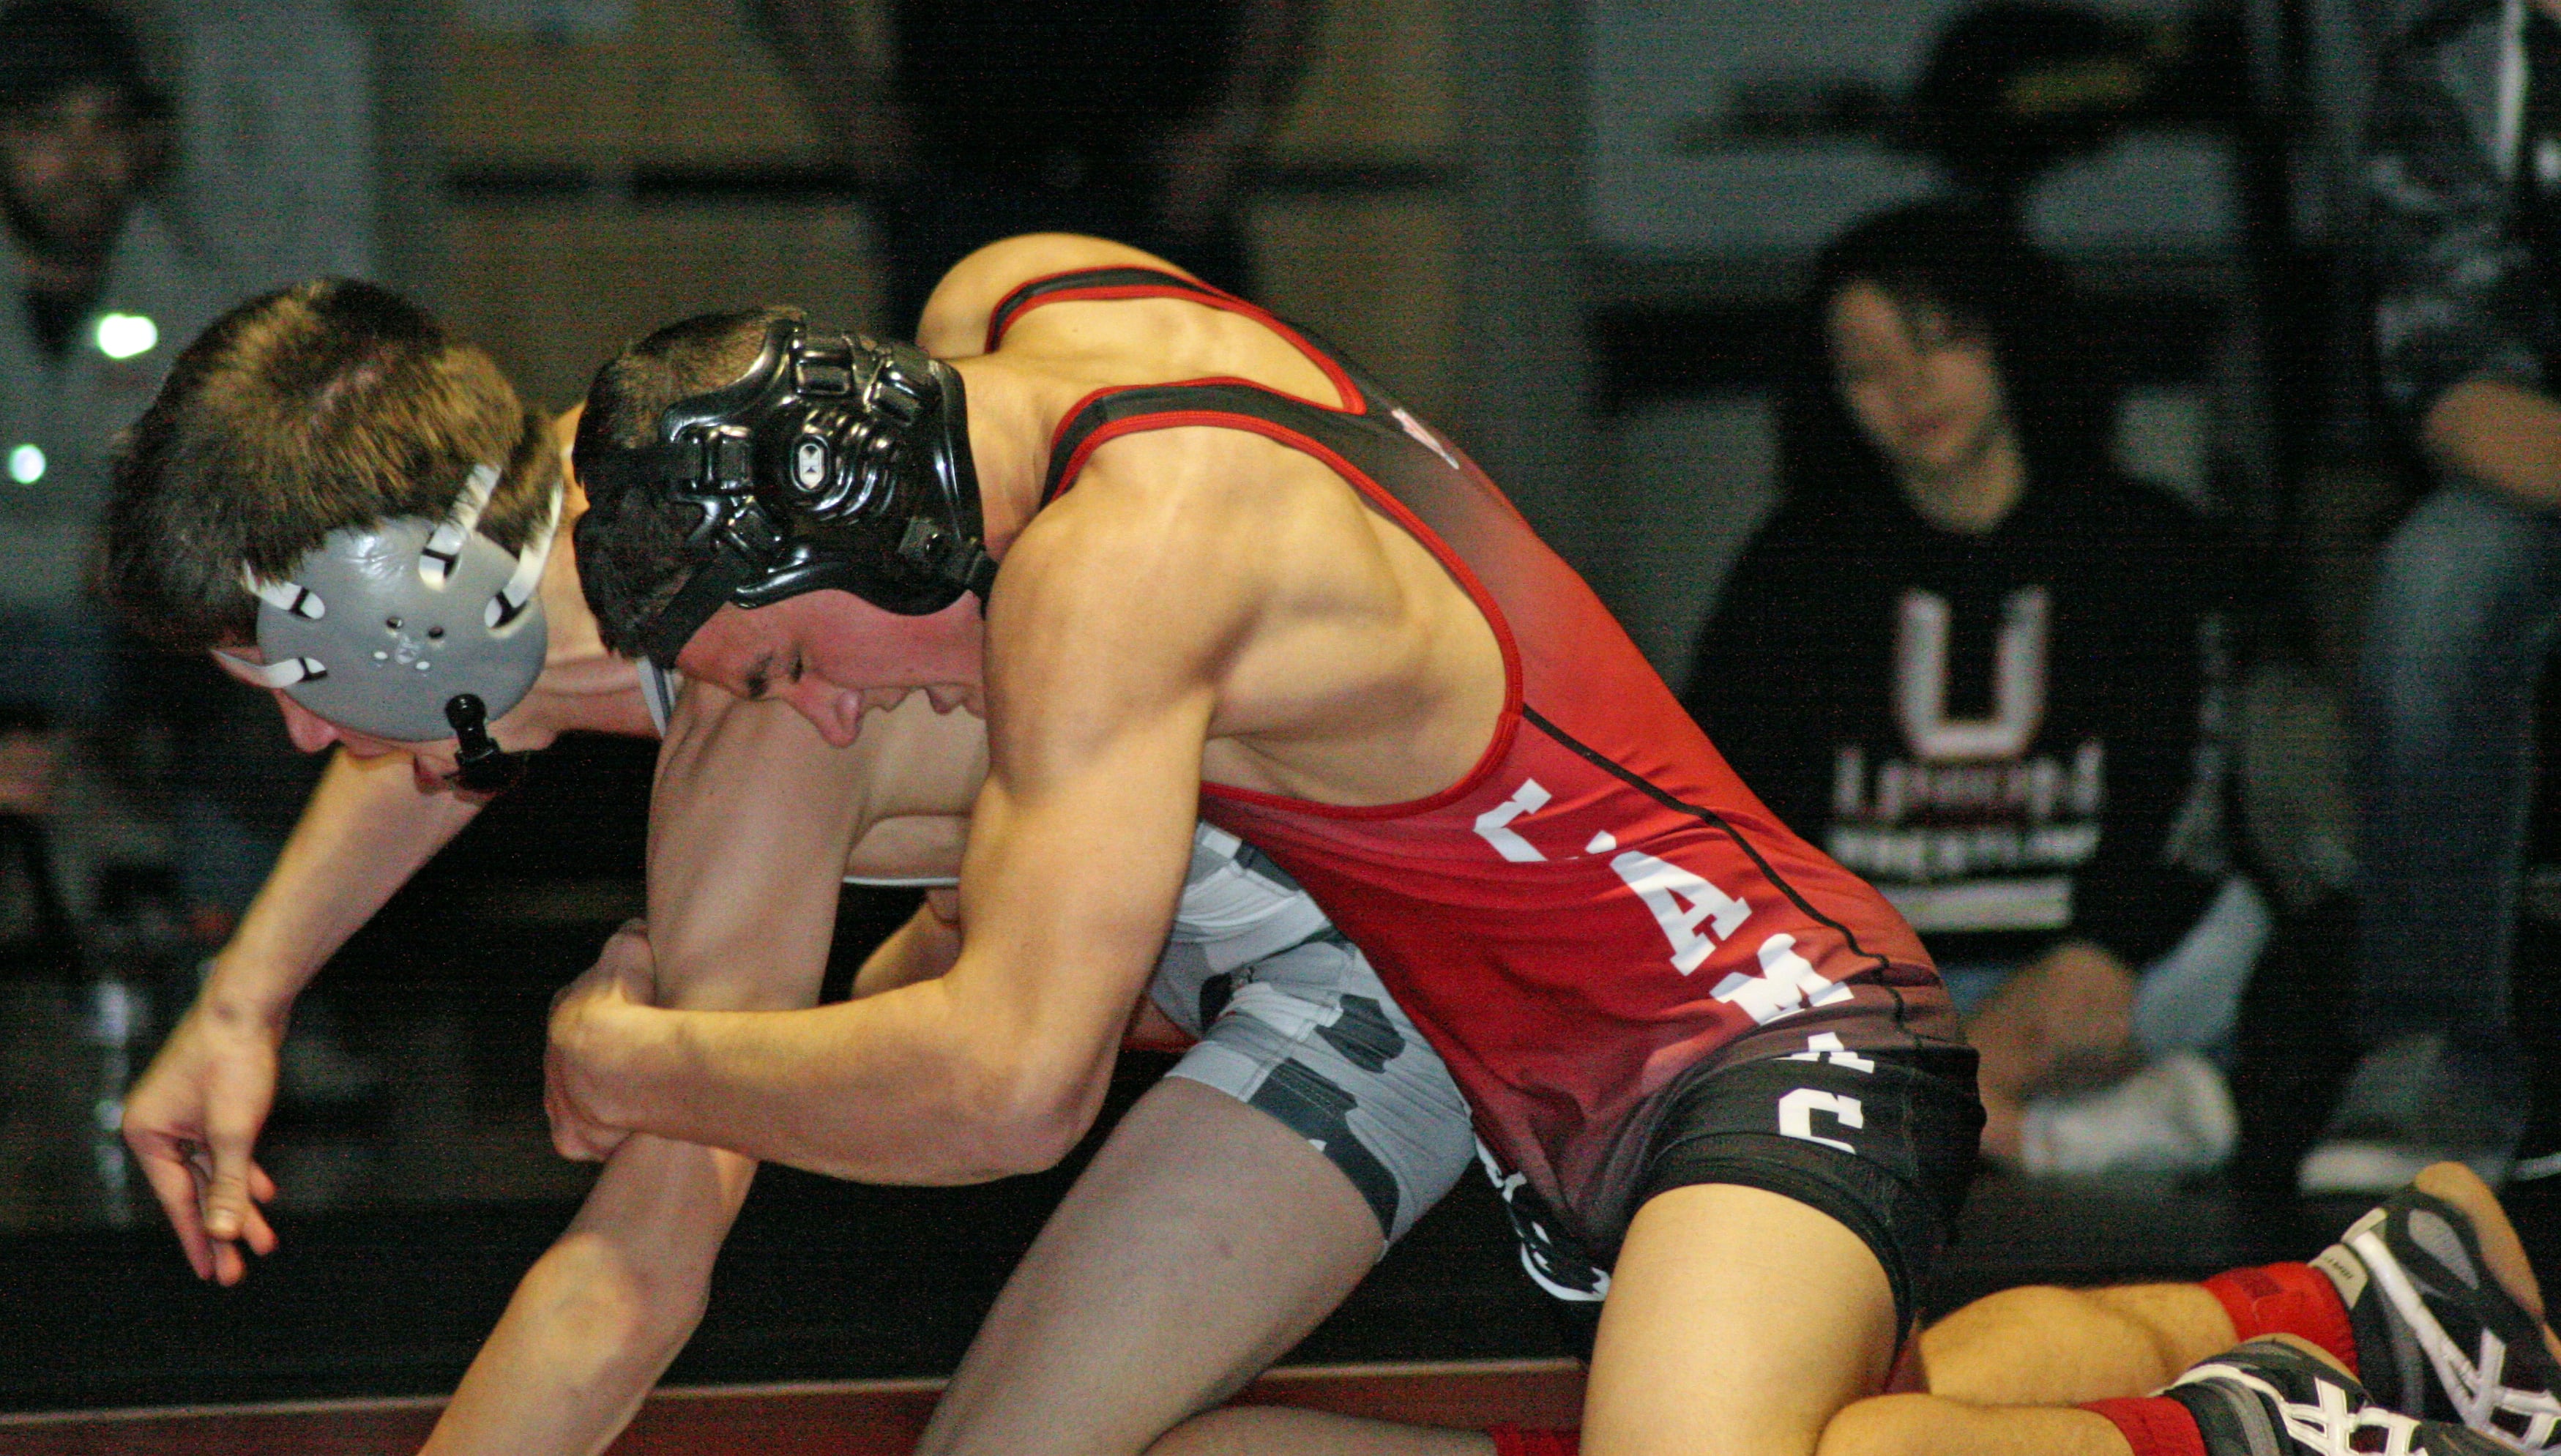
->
<box><xmin>231</xmin><ymin>1171</ymin><xmax>278</xmax><ymax>1258</ymax></box>
<box><xmin>542</xmin><ymin>1069</ymin><xmax>599</xmax><ymax>1161</ymax></box>
<box><xmin>130</xmin><ymin>1136</ymin><xmax>215</xmax><ymax>1280</ymax></box>
<box><xmin>198</xmin><ymin>1149</ymin><xmax>258</xmax><ymax>1244</ymax></box>
<box><xmin>553</xmin><ymin>1107</ymin><xmax>623</xmax><ymax>1162</ymax></box>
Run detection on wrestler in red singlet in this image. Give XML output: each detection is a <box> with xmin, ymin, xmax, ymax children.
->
<box><xmin>992</xmin><ymin>269</ymin><xmax>1972</xmax><ymax>1292</ymax></box>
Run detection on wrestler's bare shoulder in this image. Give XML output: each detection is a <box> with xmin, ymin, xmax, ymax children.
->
<box><xmin>991</xmin><ymin>432</ymin><xmax>1502</xmax><ymax>805</ymax></box>
<box><xmin>920</xmin><ymin>235</ymin><xmax>1343</xmax><ymax>411</ymax></box>
<box><xmin>1007</xmin><ymin>428</ymin><xmax>1382</xmax><ymax>626</ymax></box>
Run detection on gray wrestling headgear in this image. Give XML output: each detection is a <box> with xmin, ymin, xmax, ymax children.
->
<box><xmin>219</xmin><ymin>466</ymin><xmax>562</xmax><ymax>744</ymax></box>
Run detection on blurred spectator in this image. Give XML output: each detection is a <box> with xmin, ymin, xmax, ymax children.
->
<box><xmin>0</xmin><ymin>0</ymin><xmax>228</xmax><ymax>934</ymax></box>
<box><xmin>745</xmin><ymin>0</ymin><xmax>1318</xmax><ymax>329</ymax></box>
<box><xmin>2329</xmin><ymin>0</ymin><xmax>2561</xmax><ymax>1206</ymax></box>
<box><xmin>1684</xmin><ymin>202</ymin><xmax>2266</xmax><ymax>1177</ymax></box>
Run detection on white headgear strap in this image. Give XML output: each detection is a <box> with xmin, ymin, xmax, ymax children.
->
<box><xmin>488</xmin><ymin>481</ymin><xmax>563</xmax><ymax>628</ymax></box>
<box><xmin>421</xmin><ymin>464</ymin><xmax>501</xmax><ymax>588</ymax></box>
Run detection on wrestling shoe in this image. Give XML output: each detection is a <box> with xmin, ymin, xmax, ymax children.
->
<box><xmin>2162</xmin><ymin>1338</ymin><xmax>2509</xmax><ymax>1455</ymax></box>
<box><xmin>2311</xmin><ymin>1170</ymin><xmax>2561</xmax><ymax>1451</ymax></box>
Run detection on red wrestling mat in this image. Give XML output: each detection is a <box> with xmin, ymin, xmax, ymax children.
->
<box><xmin>0</xmin><ymin>1357</ymin><xmax>1585</xmax><ymax>1454</ymax></box>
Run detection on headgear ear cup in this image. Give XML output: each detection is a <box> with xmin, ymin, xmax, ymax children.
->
<box><xmin>223</xmin><ymin>478</ymin><xmax>562</xmax><ymax>744</ymax></box>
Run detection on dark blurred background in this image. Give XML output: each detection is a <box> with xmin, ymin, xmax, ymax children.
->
<box><xmin>6</xmin><ymin>0</ymin><xmax>2548</xmax><ymax>1424</ymax></box>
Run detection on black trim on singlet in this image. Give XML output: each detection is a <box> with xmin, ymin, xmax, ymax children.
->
<box><xmin>1518</xmin><ymin>704</ymin><xmax>1946</xmax><ymax>1051</ymax></box>
<box><xmin>1037</xmin><ymin>381</ymin><xmax>1368</xmax><ymax>503</ymax></box>
<box><xmin>993</xmin><ymin>265</ymin><xmax>1381</xmax><ymax>508</ymax></box>
<box><xmin>987</xmin><ymin>266</ymin><xmax>1247</xmax><ymax>351</ymax></box>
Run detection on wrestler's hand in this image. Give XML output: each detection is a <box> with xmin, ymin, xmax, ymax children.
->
<box><xmin>122</xmin><ymin>994</ymin><xmax>284</xmax><ymax>1285</ymax></box>
<box><xmin>545</xmin><ymin>922</ymin><xmax>660</xmax><ymax>1162</ymax></box>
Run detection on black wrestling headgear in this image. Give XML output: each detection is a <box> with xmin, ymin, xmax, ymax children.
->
<box><xmin>578</xmin><ymin>316</ymin><xmax>996</xmax><ymax>665</ymax></box>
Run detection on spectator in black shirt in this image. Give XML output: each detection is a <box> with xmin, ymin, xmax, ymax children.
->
<box><xmin>1686</xmin><ymin>203</ymin><xmax>2263</xmax><ymax>1176</ymax></box>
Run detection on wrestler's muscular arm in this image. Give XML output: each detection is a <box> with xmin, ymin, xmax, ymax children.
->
<box><xmin>425</xmin><ymin>691</ymin><xmax>876</xmax><ymax>1455</ymax></box>
<box><xmin>124</xmin><ymin>750</ymin><xmax>482</xmax><ymax>1283</ymax></box>
<box><xmin>547</xmin><ymin>471</ymin><xmax>1238</xmax><ymax>1182</ymax></box>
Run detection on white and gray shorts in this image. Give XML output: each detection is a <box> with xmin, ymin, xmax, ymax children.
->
<box><xmin>1145</xmin><ymin>827</ymin><xmax>1475</xmax><ymax>1247</ymax></box>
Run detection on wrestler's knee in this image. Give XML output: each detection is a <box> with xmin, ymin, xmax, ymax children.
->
<box><xmin>1920</xmin><ymin>1285</ymin><xmax>2108</xmax><ymax>1401</ymax></box>
<box><xmin>1918</xmin><ymin>1281</ymin><xmax>2203</xmax><ymax>1405</ymax></box>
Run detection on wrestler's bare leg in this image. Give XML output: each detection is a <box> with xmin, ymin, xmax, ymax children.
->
<box><xmin>1914</xmin><ymin>1161</ymin><xmax>2557</xmax><ymax>1406</ymax></box>
<box><xmin>1918</xmin><ymin>1283</ymin><xmax>2234</xmax><ymax>1404</ymax></box>
<box><xmin>1818</xmin><ymin>1163</ymin><xmax>2561</xmax><ymax>1455</ymax></box>
<box><xmin>1823</xmin><ymin>1334</ymin><xmax>2383</xmax><ymax>1456</ymax></box>
<box><xmin>1817</xmin><ymin>1400</ymin><xmax>2132</xmax><ymax>1456</ymax></box>
<box><xmin>1156</xmin><ymin>1184</ymin><xmax>1904</xmax><ymax>1456</ymax></box>
<box><xmin>1577</xmin><ymin>1184</ymin><xmax>1901</xmax><ymax>1455</ymax></box>
<box><xmin>917</xmin><ymin>1075</ymin><xmax>1386</xmax><ymax>1456</ymax></box>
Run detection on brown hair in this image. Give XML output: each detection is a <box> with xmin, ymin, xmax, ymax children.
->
<box><xmin>105</xmin><ymin>279</ymin><xmax>557</xmax><ymax>651</ymax></box>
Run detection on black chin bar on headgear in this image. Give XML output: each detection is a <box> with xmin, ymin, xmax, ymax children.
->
<box><xmin>444</xmin><ymin>693</ymin><xmax>528</xmax><ymax>796</ymax></box>
<box><xmin>592</xmin><ymin>317</ymin><xmax>996</xmax><ymax>667</ymax></box>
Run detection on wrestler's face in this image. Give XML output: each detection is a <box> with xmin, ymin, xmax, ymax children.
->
<box><xmin>1827</xmin><ymin>280</ymin><xmax>2014</xmax><ymax>498</ymax></box>
<box><xmin>0</xmin><ymin>83</ymin><xmax>147</xmax><ymax>267</ymax></box>
<box><xmin>675</xmin><ymin>589</ymin><xmax>985</xmax><ymax>749</ymax></box>
<box><xmin>210</xmin><ymin>643</ymin><xmax>557</xmax><ymax>796</ymax></box>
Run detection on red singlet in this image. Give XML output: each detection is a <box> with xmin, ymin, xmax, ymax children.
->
<box><xmin>993</xmin><ymin>269</ymin><xmax>1961</xmax><ymax>1247</ymax></box>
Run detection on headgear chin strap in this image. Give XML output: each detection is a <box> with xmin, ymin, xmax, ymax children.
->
<box><xmin>576</xmin><ymin>316</ymin><xmax>996</xmax><ymax>666</ymax></box>
<box><xmin>218</xmin><ymin>466</ymin><xmax>562</xmax><ymax>747</ymax></box>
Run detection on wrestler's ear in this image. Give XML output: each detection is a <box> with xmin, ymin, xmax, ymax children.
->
<box><xmin>272</xmin><ymin>695</ymin><xmax>342</xmax><ymax>754</ymax></box>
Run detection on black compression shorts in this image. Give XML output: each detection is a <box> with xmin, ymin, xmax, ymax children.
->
<box><xmin>1491</xmin><ymin>1044</ymin><xmax>1981</xmax><ymax>1359</ymax></box>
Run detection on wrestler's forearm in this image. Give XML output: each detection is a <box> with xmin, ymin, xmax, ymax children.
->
<box><xmin>580</xmin><ymin>979</ymin><xmax>1089</xmax><ymax>1184</ymax></box>
<box><xmin>428</xmin><ymin>697</ymin><xmax>849</xmax><ymax>1450</ymax></box>
<box><xmin>212</xmin><ymin>750</ymin><xmax>481</xmax><ymax>1018</ymax></box>
<box><xmin>424</xmin><ymin>1136</ymin><xmax>756</xmax><ymax>1455</ymax></box>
